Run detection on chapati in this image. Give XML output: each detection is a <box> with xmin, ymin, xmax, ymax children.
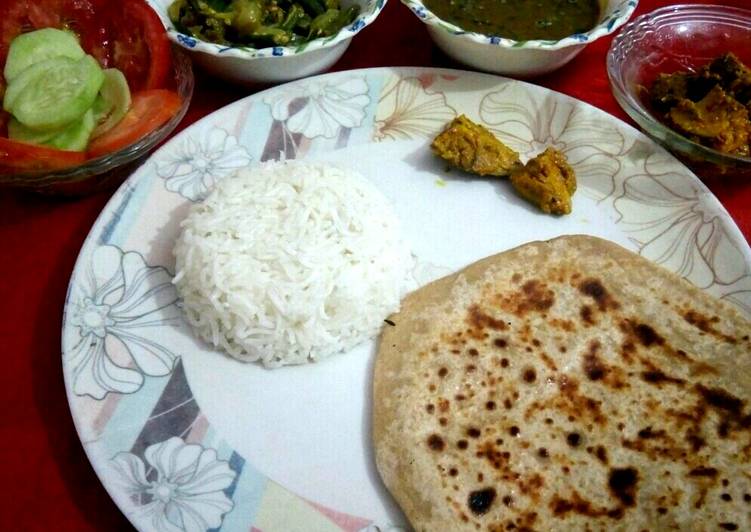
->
<box><xmin>373</xmin><ymin>235</ymin><xmax>751</xmax><ymax>531</ymax></box>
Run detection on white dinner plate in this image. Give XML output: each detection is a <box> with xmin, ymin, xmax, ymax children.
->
<box><xmin>62</xmin><ymin>67</ymin><xmax>751</xmax><ymax>532</ymax></box>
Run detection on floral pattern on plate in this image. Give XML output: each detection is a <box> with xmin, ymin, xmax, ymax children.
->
<box><xmin>265</xmin><ymin>76</ymin><xmax>370</xmax><ymax>140</ymax></box>
<box><xmin>374</xmin><ymin>75</ymin><xmax>456</xmax><ymax>141</ymax></box>
<box><xmin>62</xmin><ymin>68</ymin><xmax>751</xmax><ymax>532</ymax></box>
<box><xmin>65</xmin><ymin>245</ymin><xmax>181</xmax><ymax>399</ymax></box>
<box><xmin>157</xmin><ymin>128</ymin><xmax>253</xmax><ymax>202</ymax></box>
<box><xmin>613</xmin><ymin>151</ymin><xmax>751</xmax><ymax>311</ymax></box>
<box><xmin>112</xmin><ymin>436</ymin><xmax>236</xmax><ymax>532</ymax></box>
<box><xmin>479</xmin><ymin>84</ymin><xmax>626</xmax><ymax>192</ymax></box>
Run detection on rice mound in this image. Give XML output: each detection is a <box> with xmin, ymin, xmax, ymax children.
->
<box><xmin>173</xmin><ymin>160</ymin><xmax>414</xmax><ymax>367</ymax></box>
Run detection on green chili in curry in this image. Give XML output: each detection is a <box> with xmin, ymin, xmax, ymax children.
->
<box><xmin>168</xmin><ymin>0</ymin><xmax>359</xmax><ymax>48</ymax></box>
<box><xmin>424</xmin><ymin>0</ymin><xmax>601</xmax><ymax>41</ymax></box>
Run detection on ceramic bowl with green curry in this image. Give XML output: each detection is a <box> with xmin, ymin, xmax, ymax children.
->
<box><xmin>402</xmin><ymin>0</ymin><xmax>638</xmax><ymax>77</ymax></box>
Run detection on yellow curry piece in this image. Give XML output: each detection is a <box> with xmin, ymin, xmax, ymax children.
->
<box><xmin>510</xmin><ymin>147</ymin><xmax>577</xmax><ymax>215</ymax></box>
<box><xmin>649</xmin><ymin>53</ymin><xmax>751</xmax><ymax>157</ymax></box>
<box><xmin>431</xmin><ymin>115</ymin><xmax>521</xmax><ymax>177</ymax></box>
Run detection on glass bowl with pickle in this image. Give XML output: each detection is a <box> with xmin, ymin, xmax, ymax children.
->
<box><xmin>146</xmin><ymin>0</ymin><xmax>385</xmax><ymax>84</ymax></box>
<box><xmin>401</xmin><ymin>0</ymin><xmax>638</xmax><ymax>77</ymax></box>
<box><xmin>607</xmin><ymin>4</ymin><xmax>751</xmax><ymax>177</ymax></box>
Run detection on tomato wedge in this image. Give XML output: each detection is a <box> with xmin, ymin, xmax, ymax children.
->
<box><xmin>87</xmin><ymin>90</ymin><xmax>180</xmax><ymax>159</ymax></box>
<box><xmin>0</xmin><ymin>0</ymin><xmax>96</xmax><ymax>63</ymax></box>
<box><xmin>0</xmin><ymin>0</ymin><xmax>171</xmax><ymax>90</ymax></box>
<box><xmin>0</xmin><ymin>136</ymin><xmax>86</xmax><ymax>171</ymax></box>
<box><xmin>109</xmin><ymin>1</ymin><xmax>172</xmax><ymax>91</ymax></box>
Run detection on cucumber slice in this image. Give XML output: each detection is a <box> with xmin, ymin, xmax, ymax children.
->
<box><xmin>5</xmin><ymin>55</ymin><xmax>104</xmax><ymax>131</ymax></box>
<box><xmin>92</xmin><ymin>69</ymin><xmax>131</xmax><ymax>138</ymax></box>
<box><xmin>4</xmin><ymin>28</ymin><xmax>85</xmax><ymax>82</ymax></box>
<box><xmin>7</xmin><ymin>118</ymin><xmax>62</xmax><ymax>145</ymax></box>
<box><xmin>45</xmin><ymin>108</ymin><xmax>96</xmax><ymax>151</ymax></box>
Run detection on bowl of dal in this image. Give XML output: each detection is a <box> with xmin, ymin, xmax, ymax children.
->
<box><xmin>402</xmin><ymin>0</ymin><xmax>638</xmax><ymax>77</ymax></box>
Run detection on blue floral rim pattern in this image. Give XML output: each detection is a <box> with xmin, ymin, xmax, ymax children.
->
<box><xmin>401</xmin><ymin>0</ymin><xmax>638</xmax><ymax>50</ymax></box>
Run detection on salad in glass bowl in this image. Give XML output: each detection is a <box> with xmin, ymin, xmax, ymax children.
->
<box><xmin>0</xmin><ymin>0</ymin><xmax>193</xmax><ymax>194</ymax></box>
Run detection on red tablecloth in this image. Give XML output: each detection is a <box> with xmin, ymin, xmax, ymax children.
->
<box><xmin>0</xmin><ymin>0</ymin><xmax>748</xmax><ymax>530</ymax></box>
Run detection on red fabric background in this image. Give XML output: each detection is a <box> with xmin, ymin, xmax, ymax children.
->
<box><xmin>0</xmin><ymin>0</ymin><xmax>748</xmax><ymax>530</ymax></box>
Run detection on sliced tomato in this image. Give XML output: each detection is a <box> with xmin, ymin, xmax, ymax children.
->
<box><xmin>0</xmin><ymin>0</ymin><xmax>170</xmax><ymax>90</ymax></box>
<box><xmin>87</xmin><ymin>90</ymin><xmax>181</xmax><ymax>159</ymax></box>
<box><xmin>0</xmin><ymin>136</ymin><xmax>85</xmax><ymax>171</ymax></box>
<box><xmin>109</xmin><ymin>1</ymin><xmax>172</xmax><ymax>91</ymax></box>
<box><xmin>1</xmin><ymin>0</ymin><xmax>101</xmax><ymax>70</ymax></box>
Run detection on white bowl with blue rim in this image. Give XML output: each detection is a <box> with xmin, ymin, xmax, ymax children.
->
<box><xmin>146</xmin><ymin>0</ymin><xmax>386</xmax><ymax>85</ymax></box>
<box><xmin>402</xmin><ymin>0</ymin><xmax>638</xmax><ymax>77</ymax></box>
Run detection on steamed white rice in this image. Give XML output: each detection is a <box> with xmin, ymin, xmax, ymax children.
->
<box><xmin>173</xmin><ymin>160</ymin><xmax>414</xmax><ymax>367</ymax></box>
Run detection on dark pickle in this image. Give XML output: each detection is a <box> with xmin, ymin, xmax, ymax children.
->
<box><xmin>647</xmin><ymin>53</ymin><xmax>751</xmax><ymax>158</ymax></box>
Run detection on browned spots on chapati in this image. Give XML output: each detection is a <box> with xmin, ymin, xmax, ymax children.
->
<box><xmin>427</xmin><ymin>434</ymin><xmax>445</xmax><ymax>451</ymax></box>
<box><xmin>523</xmin><ymin>400</ymin><xmax>547</xmax><ymax>421</ymax></box>
<box><xmin>437</xmin><ymin>398</ymin><xmax>450</xmax><ymax>413</ymax></box>
<box><xmin>621</xmin><ymin>429</ymin><xmax>686</xmax><ymax>461</ymax></box>
<box><xmin>518</xmin><ymin>473</ymin><xmax>544</xmax><ymax>498</ymax></box>
<box><xmin>683</xmin><ymin>309</ymin><xmax>737</xmax><ymax>343</ymax></box>
<box><xmin>538</xmin><ymin>351</ymin><xmax>558</xmax><ymax>371</ymax></box>
<box><xmin>549</xmin><ymin>317</ymin><xmax>575</xmax><ymax>332</ymax></box>
<box><xmin>608</xmin><ymin>467</ymin><xmax>638</xmax><ymax>507</ymax></box>
<box><xmin>467</xmin><ymin>304</ymin><xmax>508</xmax><ymax>334</ymax></box>
<box><xmin>691</xmin><ymin>383</ymin><xmax>751</xmax><ymax>439</ymax></box>
<box><xmin>688</xmin><ymin>466</ymin><xmax>718</xmax><ymax>477</ymax></box>
<box><xmin>555</xmin><ymin>374</ymin><xmax>607</xmax><ymax>425</ymax></box>
<box><xmin>619</xmin><ymin>319</ymin><xmax>719</xmax><ymax>380</ymax></box>
<box><xmin>475</xmin><ymin>440</ymin><xmax>510</xmax><ymax>471</ymax></box>
<box><xmin>637</xmin><ymin>426</ymin><xmax>666</xmax><ymax>439</ymax></box>
<box><xmin>566</xmin><ymin>432</ymin><xmax>581</xmax><ymax>447</ymax></box>
<box><xmin>578</xmin><ymin>278</ymin><xmax>620</xmax><ymax>312</ymax></box>
<box><xmin>549</xmin><ymin>489</ymin><xmax>620</xmax><ymax>519</ymax></box>
<box><xmin>640</xmin><ymin>369</ymin><xmax>685</xmax><ymax>386</ymax></box>
<box><xmin>632</xmin><ymin>321</ymin><xmax>664</xmax><ymax>347</ymax></box>
<box><xmin>498</xmin><ymin>279</ymin><xmax>555</xmax><ymax>317</ymax></box>
<box><xmin>521</xmin><ymin>366</ymin><xmax>537</xmax><ymax>383</ymax></box>
<box><xmin>494</xmin><ymin>337</ymin><xmax>508</xmax><ymax>349</ymax></box>
<box><xmin>582</xmin><ymin>340</ymin><xmax>606</xmax><ymax>380</ymax></box>
<box><xmin>696</xmin><ymin>384</ymin><xmax>743</xmax><ymax>415</ymax></box>
<box><xmin>467</xmin><ymin>487</ymin><xmax>496</xmax><ymax>515</ymax></box>
<box><xmin>580</xmin><ymin>305</ymin><xmax>595</xmax><ymax>325</ymax></box>
<box><xmin>595</xmin><ymin>445</ymin><xmax>608</xmax><ymax>464</ymax></box>
<box><xmin>620</xmin><ymin>339</ymin><xmax>636</xmax><ymax>363</ymax></box>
